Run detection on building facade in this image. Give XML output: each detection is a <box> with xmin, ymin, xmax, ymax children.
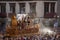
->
<box><xmin>57</xmin><ymin>0</ymin><xmax>60</xmax><ymax>17</ymax></box>
<box><xmin>0</xmin><ymin>0</ymin><xmax>58</xmax><ymax>33</ymax></box>
<box><xmin>0</xmin><ymin>0</ymin><xmax>57</xmax><ymax>18</ymax></box>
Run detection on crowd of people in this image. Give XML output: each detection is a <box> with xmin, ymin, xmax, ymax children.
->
<box><xmin>0</xmin><ymin>34</ymin><xmax>59</xmax><ymax>40</ymax></box>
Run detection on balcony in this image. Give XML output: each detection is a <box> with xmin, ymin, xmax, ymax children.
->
<box><xmin>44</xmin><ymin>13</ymin><xmax>57</xmax><ymax>18</ymax></box>
<box><xmin>0</xmin><ymin>13</ymin><xmax>7</xmax><ymax>18</ymax></box>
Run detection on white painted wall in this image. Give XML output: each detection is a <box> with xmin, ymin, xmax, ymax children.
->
<box><xmin>25</xmin><ymin>2</ymin><xmax>30</xmax><ymax>14</ymax></box>
<box><xmin>15</xmin><ymin>2</ymin><xmax>20</xmax><ymax>14</ymax></box>
<box><xmin>36</xmin><ymin>1</ymin><xmax>44</xmax><ymax>17</ymax></box>
<box><xmin>6</xmin><ymin>2</ymin><xmax>10</xmax><ymax>18</ymax></box>
<box><xmin>55</xmin><ymin>2</ymin><xmax>57</xmax><ymax>13</ymax></box>
<box><xmin>6</xmin><ymin>2</ymin><xmax>10</xmax><ymax>13</ymax></box>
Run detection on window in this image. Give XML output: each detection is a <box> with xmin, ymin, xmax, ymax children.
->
<box><xmin>50</xmin><ymin>3</ymin><xmax>55</xmax><ymax>13</ymax></box>
<box><xmin>30</xmin><ymin>2</ymin><xmax>36</xmax><ymax>13</ymax></box>
<box><xmin>19</xmin><ymin>3</ymin><xmax>25</xmax><ymax>14</ymax></box>
<box><xmin>0</xmin><ymin>3</ymin><xmax>6</xmax><ymax>13</ymax></box>
<box><xmin>0</xmin><ymin>5</ymin><xmax>1</xmax><ymax>13</ymax></box>
<box><xmin>44</xmin><ymin>2</ymin><xmax>55</xmax><ymax>14</ymax></box>
<box><xmin>9</xmin><ymin>3</ymin><xmax>15</xmax><ymax>13</ymax></box>
<box><xmin>29</xmin><ymin>2</ymin><xmax>36</xmax><ymax>18</ymax></box>
<box><xmin>44</xmin><ymin>2</ymin><xmax>49</xmax><ymax>14</ymax></box>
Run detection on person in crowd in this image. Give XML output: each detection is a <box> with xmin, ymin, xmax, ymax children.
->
<box><xmin>54</xmin><ymin>20</ymin><xmax>58</xmax><ymax>28</ymax></box>
<box><xmin>51</xmin><ymin>35</ymin><xmax>55</xmax><ymax>40</ymax></box>
<box><xmin>39</xmin><ymin>34</ymin><xmax>43</xmax><ymax>40</ymax></box>
<box><xmin>0</xmin><ymin>18</ymin><xmax>7</xmax><ymax>34</ymax></box>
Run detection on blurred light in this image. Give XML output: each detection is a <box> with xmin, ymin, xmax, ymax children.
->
<box><xmin>49</xmin><ymin>18</ymin><xmax>51</xmax><ymax>21</ymax></box>
<box><xmin>57</xmin><ymin>16</ymin><xmax>59</xmax><ymax>18</ymax></box>
<box><xmin>42</xmin><ymin>28</ymin><xmax>54</xmax><ymax>35</ymax></box>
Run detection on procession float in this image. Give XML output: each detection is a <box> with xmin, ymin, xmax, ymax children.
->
<box><xmin>5</xmin><ymin>14</ymin><xmax>40</xmax><ymax>37</ymax></box>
